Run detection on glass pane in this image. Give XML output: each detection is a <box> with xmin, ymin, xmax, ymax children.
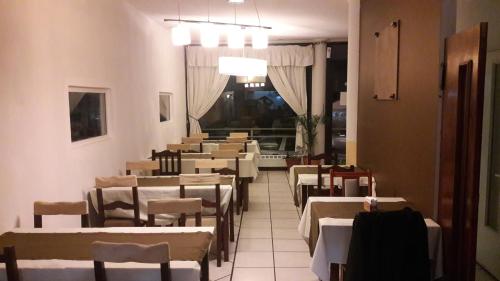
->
<box><xmin>69</xmin><ymin>92</ymin><xmax>107</xmax><ymax>142</ymax></box>
<box><xmin>160</xmin><ymin>94</ymin><xmax>171</xmax><ymax>122</ymax></box>
<box><xmin>487</xmin><ymin>64</ymin><xmax>500</xmax><ymax>230</ymax></box>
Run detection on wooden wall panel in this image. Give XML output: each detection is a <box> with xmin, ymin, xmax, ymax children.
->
<box><xmin>358</xmin><ymin>0</ymin><xmax>441</xmax><ymax>216</ymax></box>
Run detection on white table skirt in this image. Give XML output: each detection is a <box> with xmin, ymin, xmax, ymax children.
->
<box><xmin>0</xmin><ymin>260</ymin><xmax>200</xmax><ymax>281</ymax></box>
<box><xmin>311</xmin><ymin>218</ymin><xmax>443</xmax><ymax>281</ymax></box>
<box><xmin>89</xmin><ymin>185</ymin><xmax>233</xmax><ymax>224</ymax></box>
<box><xmin>298</xmin><ymin>197</ymin><xmax>406</xmax><ymax>240</ymax></box>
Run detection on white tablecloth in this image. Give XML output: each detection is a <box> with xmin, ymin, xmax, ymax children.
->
<box><xmin>0</xmin><ymin>227</ymin><xmax>213</xmax><ymax>281</ymax></box>
<box><xmin>311</xmin><ymin>218</ymin><xmax>443</xmax><ymax>281</ymax></box>
<box><xmin>298</xmin><ymin>197</ymin><xmax>407</xmax><ymax>240</ymax></box>
<box><xmin>89</xmin><ymin>185</ymin><xmax>233</xmax><ymax>224</ymax></box>
<box><xmin>192</xmin><ymin>140</ymin><xmax>261</xmax><ymax>156</ymax></box>
<box><xmin>171</xmin><ymin>153</ymin><xmax>259</xmax><ymax>179</ymax></box>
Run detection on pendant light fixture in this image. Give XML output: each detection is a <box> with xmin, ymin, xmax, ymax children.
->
<box><xmin>200</xmin><ymin>0</ymin><xmax>219</xmax><ymax>48</ymax></box>
<box><xmin>171</xmin><ymin>1</ymin><xmax>191</xmax><ymax>46</ymax></box>
<box><xmin>219</xmin><ymin>57</ymin><xmax>267</xmax><ymax>77</ymax></box>
<box><xmin>227</xmin><ymin>5</ymin><xmax>244</xmax><ymax>49</ymax></box>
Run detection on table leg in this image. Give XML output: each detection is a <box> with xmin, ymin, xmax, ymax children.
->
<box><xmin>200</xmin><ymin>253</ymin><xmax>209</xmax><ymax>281</ymax></box>
<box><xmin>301</xmin><ymin>185</ymin><xmax>310</xmax><ymax>213</ymax></box>
<box><xmin>330</xmin><ymin>263</ymin><xmax>340</xmax><ymax>281</ymax></box>
<box><xmin>229</xmin><ymin>195</ymin><xmax>235</xmax><ymax>242</ymax></box>
<box><xmin>242</xmin><ymin>178</ymin><xmax>250</xmax><ymax>211</ymax></box>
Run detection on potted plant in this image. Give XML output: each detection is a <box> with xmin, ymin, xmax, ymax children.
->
<box><xmin>285</xmin><ymin>114</ymin><xmax>323</xmax><ymax>169</ymax></box>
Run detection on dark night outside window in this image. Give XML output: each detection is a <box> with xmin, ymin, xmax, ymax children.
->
<box><xmin>69</xmin><ymin>91</ymin><xmax>107</xmax><ymax>142</ymax></box>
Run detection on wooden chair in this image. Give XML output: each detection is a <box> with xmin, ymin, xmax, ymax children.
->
<box><xmin>92</xmin><ymin>241</ymin><xmax>171</xmax><ymax>281</ymax></box>
<box><xmin>147</xmin><ymin>198</ymin><xmax>202</xmax><ymax>227</ymax></box>
<box><xmin>219</xmin><ymin>143</ymin><xmax>244</xmax><ymax>152</ymax></box>
<box><xmin>229</xmin><ymin>132</ymin><xmax>248</xmax><ymax>138</ymax></box>
<box><xmin>166</xmin><ymin>143</ymin><xmax>198</xmax><ymax>153</ymax></box>
<box><xmin>330</xmin><ymin>169</ymin><xmax>373</xmax><ymax>197</ymax></box>
<box><xmin>125</xmin><ymin>160</ymin><xmax>160</xmax><ymax>176</ymax></box>
<box><xmin>33</xmin><ymin>201</ymin><xmax>89</xmax><ymax>228</ymax></box>
<box><xmin>179</xmin><ymin>173</ymin><xmax>226</xmax><ymax>267</ymax></box>
<box><xmin>0</xmin><ymin>246</ymin><xmax>19</xmax><ymax>281</ymax></box>
<box><xmin>226</xmin><ymin>137</ymin><xmax>248</xmax><ymax>152</ymax></box>
<box><xmin>152</xmin><ymin>149</ymin><xmax>182</xmax><ymax>175</ymax></box>
<box><xmin>210</xmin><ymin>150</ymin><xmax>242</xmax><ymax>215</ymax></box>
<box><xmin>182</xmin><ymin>137</ymin><xmax>204</xmax><ymax>152</ymax></box>
<box><xmin>94</xmin><ymin>175</ymin><xmax>141</xmax><ymax>227</ymax></box>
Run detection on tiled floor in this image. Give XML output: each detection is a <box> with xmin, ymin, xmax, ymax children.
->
<box><xmin>209</xmin><ymin>171</ymin><xmax>318</xmax><ymax>281</ymax></box>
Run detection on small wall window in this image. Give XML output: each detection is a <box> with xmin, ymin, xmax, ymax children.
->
<box><xmin>160</xmin><ymin>92</ymin><xmax>172</xmax><ymax>122</ymax></box>
<box><xmin>68</xmin><ymin>87</ymin><xmax>108</xmax><ymax>142</ymax></box>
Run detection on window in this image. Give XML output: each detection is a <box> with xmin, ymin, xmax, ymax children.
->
<box><xmin>199</xmin><ymin>76</ymin><xmax>297</xmax><ymax>154</ymax></box>
<box><xmin>68</xmin><ymin>87</ymin><xmax>107</xmax><ymax>142</ymax></box>
<box><xmin>159</xmin><ymin>93</ymin><xmax>172</xmax><ymax>122</ymax></box>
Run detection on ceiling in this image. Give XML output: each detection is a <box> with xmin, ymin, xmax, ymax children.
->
<box><xmin>127</xmin><ymin>0</ymin><xmax>348</xmax><ymax>43</ymax></box>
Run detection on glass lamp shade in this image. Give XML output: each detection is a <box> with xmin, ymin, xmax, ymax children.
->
<box><xmin>219</xmin><ymin>57</ymin><xmax>267</xmax><ymax>77</ymax></box>
<box><xmin>201</xmin><ymin>23</ymin><xmax>220</xmax><ymax>48</ymax></box>
<box><xmin>252</xmin><ymin>28</ymin><xmax>268</xmax><ymax>49</ymax></box>
<box><xmin>171</xmin><ymin>24</ymin><xmax>191</xmax><ymax>46</ymax></box>
<box><xmin>227</xmin><ymin>29</ymin><xmax>245</xmax><ymax>49</ymax></box>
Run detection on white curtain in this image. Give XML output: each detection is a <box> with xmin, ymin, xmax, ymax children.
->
<box><xmin>267</xmin><ymin>66</ymin><xmax>308</xmax><ymax>150</ymax></box>
<box><xmin>186</xmin><ymin>66</ymin><xmax>230</xmax><ymax>134</ymax></box>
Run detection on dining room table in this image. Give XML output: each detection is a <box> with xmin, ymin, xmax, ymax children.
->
<box><xmin>0</xmin><ymin>227</ymin><xmax>214</xmax><ymax>281</ymax></box>
<box><xmin>189</xmin><ymin>140</ymin><xmax>261</xmax><ymax>158</ymax></box>
<box><xmin>297</xmin><ymin>197</ymin><xmax>443</xmax><ymax>281</ymax></box>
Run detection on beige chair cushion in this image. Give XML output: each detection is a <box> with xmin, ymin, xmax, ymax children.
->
<box><xmin>229</xmin><ymin>132</ymin><xmax>248</xmax><ymax>138</ymax></box>
<box><xmin>91</xmin><ymin>241</ymin><xmax>170</xmax><ymax>263</ymax></box>
<box><xmin>211</xmin><ymin>150</ymin><xmax>239</xmax><ymax>159</ymax></box>
<box><xmin>182</xmin><ymin>137</ymin><xmax>203</xmax><ymax>144</ymax></box>
<box><xmin>166</xmin><ymin>143</ymin><xmax>192</xmax><ymax>151</ymax></box>
<box><xmin>95</xmin><ymin>175</ymin><xmax>138</xmax><ymax>188</ymax></box>
<box><xmin>179</xmin><ymin>173</ymin><xmax>221</xmax><ymax>185</ymax></box>
<box><xmin>34</xmin><ymin>201</ymin><xmax>88</xmax><ymax>215</ymax></box>
<box><xmin>195</xmin><ymin>159</ymin><xmax>228</xmax><ymax>169</ymax></box>
<box><xmin>226</xmin><ymin>137</ymin><xmax>247</xmax><ymax>143</ymax></box>
<box><xmin>126</xmin><ymin>160</ymin><xmax>160</xmax><ymax>172</ymax></box>
<box><xmin>219</xmin><ymin>143</ymin><xmax>244</xmax><ymax>152</ymax></box>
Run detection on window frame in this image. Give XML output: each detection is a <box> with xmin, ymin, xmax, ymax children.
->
<box><xmin>68</xmin><ymin>86</ymin><xmax>111</xmax><ymax>145</ymax></box>
<box><xmin>159</xmin><ymin>92</ymin><xmax>173</xmax><ymax>123</ymax></box>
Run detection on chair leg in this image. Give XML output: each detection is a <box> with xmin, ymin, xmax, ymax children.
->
<box><xmin>217</xmin><ymin>218</ymin><xmax>222</xmax><ymax>267</ymax></box>
<box><xmin>229</xmin><ymin>196</ymin><xmax>235</xmax><ymax>242</ymax></box>
<box><xmin>236</xmin><ymin>184</ymin><xmax>242</xmax><ymax>215</ymax></box>
<box><xmin>223</xmin><ymin>212</ymin><xmax>230</xmax><ymax>262</ymax></box>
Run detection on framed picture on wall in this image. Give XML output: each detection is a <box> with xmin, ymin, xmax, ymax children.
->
<box><xmin>159</xmin><ymin>92</ymin><xmax>172</xmax><ymax>122</ymax></box>
<box><xmin>68</xmin><ymin>86</ymin><xmax>108</xmax><ymax>142</ymax></box>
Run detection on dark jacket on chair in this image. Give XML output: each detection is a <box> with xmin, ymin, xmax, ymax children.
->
<box><xmin>344</xmin><ymin>207</ymin><xmax>430</xmax><ymax>281</ymax></box>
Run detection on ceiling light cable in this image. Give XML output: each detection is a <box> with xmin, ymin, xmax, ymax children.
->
<box><xmin>176</xmin><ymin>0</ymin><xmax>181</xmax><ymax>22</ymax></box>
<box><xmin>253</xmin><ymin>0</ymin><xmax>261</xmax><ymax>27</ymax></box>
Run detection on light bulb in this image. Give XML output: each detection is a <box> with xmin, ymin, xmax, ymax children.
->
<box><xmin>201</xmin><ymin>23</ymin><xmax>219</xmax><ymax>48</ymax></box>
<box><xmin>171</xmin><ymin>23</ymin><xmax>191</xmax><ymax>46</ymax></box>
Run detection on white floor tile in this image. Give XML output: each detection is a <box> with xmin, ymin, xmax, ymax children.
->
<box><xmin>234</xmin><ymin>252</ymin><xmax>274</xmax><ymax>267</ymax></box>
<box><xmin>209</xmin><ymin>260</ymin><xmax>233</xmax><ymax>280</ymax></box>
<box><xmin>241</xmin><ymin>218</ymin><xmax>271</xmax><ymax>228</ymax></box>
<box><xmin>273</xmin><ymin>228</ymin><xmax>303</xmax><ymax>239</ymax></box>
<box><xmin>243</xmin><ymin>211</ymin><xmax>271</xmax><ymax>219</ymax></box>
<box><xmin>239</xmin><ymin>227</ymin><xmax>272</xmax><ymax>238</ymax></box>
<box><xmin>271</xmin><ymin>210</ymin><xmax>300</xmax><ymax>219</ymax></box>
<box><xmin>275</xmin><ymin>267</ymin><xmax>318</xmax><ymax>281</ymax></box>
<box><xmin>237</xmin><ymin>238</ymin><xmax>273</xmax><ymax>252</ymax></box>
<box><xmin>273</xmin><ymin>239</ymin><xmax>309</xmax><ymax>252</ymax></box>
<box><xmin>272</xmin><ymin>218</ymin><xmax>299</xmax><ymax>228</ymax></box>
<box><xmin>232</xmin><ymin>268</ymin><xmax>275</xmax><ymax>281</ymax></box>
<box><xmin>274</xmin><ymin>251</ymin><xmax>312</xmax><ymax>267</ymax></box>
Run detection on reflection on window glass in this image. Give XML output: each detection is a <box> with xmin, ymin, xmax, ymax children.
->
<box><xmin>199</xmin><ymin>76</ymin><xmax>297</xmax><ymax>154</ymax></box>
<box><xmin>160</xmin><ymin>93</ymin><xmax>171</xmax><ymax>122</ymax></box>
<box><xmin>487</xmin><ymin>64</ymin><xmax>500</xmax><ymax>230</ymax></box>
<box><xmin>69</xmin><ymin>91</ymin><xmax>107</xmax><ymax>142</ymax></box>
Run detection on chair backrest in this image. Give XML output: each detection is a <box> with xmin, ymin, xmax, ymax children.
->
<box><xmin>226</xmin><ymin>137</ymin><xmax>248</xmax><ymax>152</ymax></box>
<box><xmin>125</xmin><ymin>160</ymin><xmax>160</xmax><ymax>176</ymax></box>
<box><xmin>94</xmin><ymin>175</ymin><xmax>141</xmax><ymax>227</ymax></box>
<box><xmin>192</xmin><ymin>133</ymin><xmax>209</xmax><ymax>139</ymax></box>
<box><xmin>33</xmin><ymin>201</ymin><xmax>89</xmax><ymax>228</ymax></box>
<box><xmin>182</xmin><ymin>137</ymin><xmax>204</xmax><ymax>152</ymax></box>
<box><xmin>219</xmin><ymin>143</ymin><xmax>244</xmax><ymax>152</ymax></box>
<box><xmin>147</xmin><ymin>198</ymin><xmax>202</xmax><ymax>227</ymax></box>
<box><xmin>151</xmin><ymin>149</ymin><xmax>182</xmax><ymax>175</ymax></box>
<box><xmin>330</xmin><ymin>169</ymin><xmax>373</xmax><ymax>197</ymax></box>
<box><xmin>166</xmin><ymin>143</ymin><xmax>195</xmax><ymax>153</ymax></box>
<box><xmin>0</xmin><ymin>246</ymin><xmax>19</xmax><ymax>281</ymax></box>
<box><xmin>317</xmin><ymin>165</ymin><xmax>355</xmax><ymax>194</ymax></box>
<box><xmin>211</xmin><ymin>150</ymin><xmax>239</xmax><ymax>159</ymax></box>
<box><xmin>179</xmin><ymin>174</ymin><xmax>221</xmax><ymax>209</ymax></box>
<box><xmin>229</xmin><ymin>132</ymin><xmax>248</xmax><ymax>138</ymax></box>
<box><xmin>195</xmin><ymin>159</ymin><xmax>229</xmax><ymax>172</ymax></box>
<box><xmin>210</xmin><ymin>150</ymin><xmax>240</xmax><ymax>180</ymax></box>
<box><xmin>92</xmin><ymin>241</ymin><xmax>171</xmax><ymax>281</ymax></box>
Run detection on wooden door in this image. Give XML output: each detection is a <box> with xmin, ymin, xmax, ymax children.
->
<box><xmin>438</xmin><ymin>23</ymin><xmax>488</xmax><ymax>281</ymax></box>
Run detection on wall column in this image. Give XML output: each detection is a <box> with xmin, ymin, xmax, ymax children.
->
<box><xmin>311</xmin><ymin>43</ymin><xmax>327</xmax><ymax>155</ymax></box>
<box><xmin>346</xmin><ymin>0</ymin><xmax>360</xmax><ymax>165</ymax></box>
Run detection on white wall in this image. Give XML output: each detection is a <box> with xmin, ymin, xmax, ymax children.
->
<box><xmin>0</xmin><ymin>0</ymin><xmax>186</xmax><ymax>231</ymax></box>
